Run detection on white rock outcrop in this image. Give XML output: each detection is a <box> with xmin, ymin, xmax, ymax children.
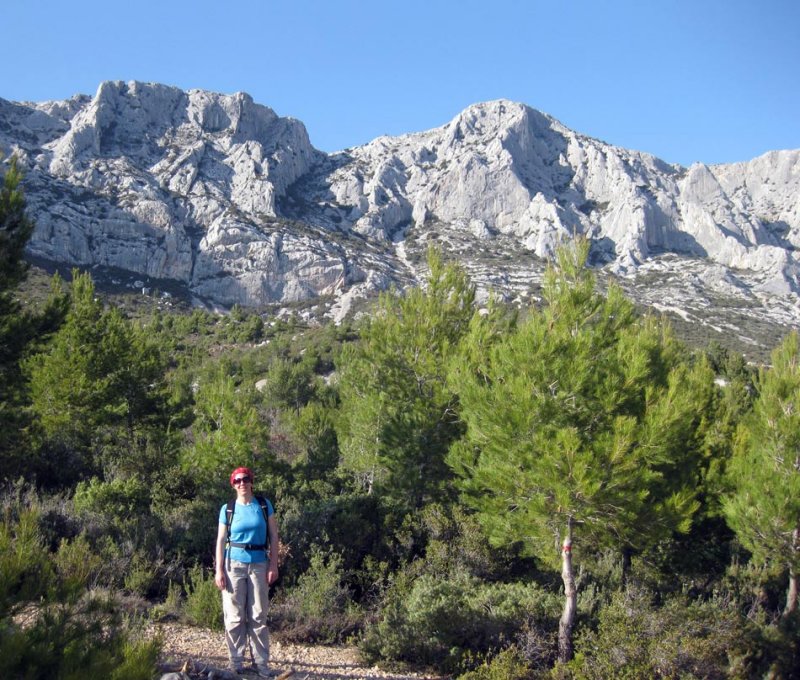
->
<box><xmin>305</xmin><ymin>100</ymin><xmax>799</xmax><ymax>293</ymax></box>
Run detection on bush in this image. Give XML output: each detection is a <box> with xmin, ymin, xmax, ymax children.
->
<box><xmin>565</xmin><ymin>586</ymin><xmax>759</xmax><ymax>679</ymax></box>
<box><xmin>33</xmin><ymin>494</ymin><xmax>84</xmax><ymax>551</ymax></box>
<box><xmin>150</xmin><ymin>581</ymin><xmax>183</xmax><ymax>621</ymax></box>
<box><xmin>73</xmin><ymin>476</ymin><xmax>163</xmax><ymax>552</ymax></box>
<box><xmin>150</xmin><ymin>579</ymin><xmax>184</xmax><ymax>622</ymax></box>
<box><xmin>0</xmin><ymin>590</ymin><xmax>161</xmax><ymax>680</ymax></box>
<box><xmin>758</xmin><ymin>614</ymin><xmax>800</xmax><ymax>679</ymax></box>
<box><xmin>457</xmin><ymin>647</ymin><xmax>536</xmax><ymax>680</ymax></box>
<box><xmin>275</xmin><ymin>548</ymin><xmax>362</xmax><ymax>643</ymax></box>
<box><xmin>124</xmin><ymin>552</ymin><xmax>157</xmax><ymax>596</ymax></box>
<box><xmin>278</xmin><ymin>492</ymin><xmax>384</xmax><ymax>586</ymax></box>
<box><xmin>517</xmin><ymin>619</ymin><xmax>558</xmax><ymax>674</ymax></box>
<box><xmin>0</xmin><ymin>507</ymin><xmax>161</xmax><ymax>679</ymax></box>
<box><xmin>183</xmin><ymin>564</ymin><xmax>223</xmax><ymax>630</ymax></box>
<box><xmin>54</xmin><ymin>532</ymin><xmax>105</xmax><ymax>592</ymax></box>
<box><xmin>73</xmin><ymin>476</ymin><xmax>151</xmax><ymax>521</ymax></box>
<box><xmin>360</xmin><ymin>570</ymin><xmax>560</xmax><ymax>674</ymax></box>
<box><xmin>110</xmin><ymin>636</ymin><xmax>163</xmax><ymax>680</ymax></box>
<box><xmin>421</xmin><ymin>503</ymin><xmax>532</xmax><ymax>582</ymax></box>
<box><xmin>156</xmin><ymin>495</ymin><xmax>220</xmax><ymax>560</ymax></box>
<box><xmin>0</xmin><ymin>507</ymin><xmax>53</xmax><ymax>613</ymax></box>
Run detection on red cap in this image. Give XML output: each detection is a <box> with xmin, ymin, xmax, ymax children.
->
<box><xmin>230</xmin><ymin>467</ymin><xmax>254</xmax><ymax>487</ymax></box>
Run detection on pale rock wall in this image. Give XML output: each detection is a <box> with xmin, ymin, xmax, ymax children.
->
<box><xmin>1</xmin><ymin>84</ymin><xmax>799</xmax><ymax>311</ymax></box>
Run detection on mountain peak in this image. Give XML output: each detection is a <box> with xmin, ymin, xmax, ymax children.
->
<box><xmin>2</xmin><ymin>82</ymin><xmax>799</xmax><ymax>354</ymax></box>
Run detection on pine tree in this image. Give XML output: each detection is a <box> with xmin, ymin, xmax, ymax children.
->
<box><xmin>336</xmin><ymin>248</ymin><xmax>475</xmax><ymax>509</ymax></box>
<box><xmin>0</xmin><ymin>157</ymin><xmax>33</xmax><ymax>295</ymax></box>
<box><xmin>25</xmin><ymin>270</ymin><xmax>169</xmax><ymax>481</ymax></box>
<box><xmin>0</xmin><ymin>157</ymin><xmax>39</xmax><ymax>480</ymax></box>
<box><xmin>181</xmin><ymin>367</ymin><xmax>273</xmax><ymax>484</ymax></box>
<box><xmin>447</xmin><ymin>240</ymin><xmax>712</xmax><ymax>661</ymax></box>
<box><xmin>723</xmin><ymin>331</ymin><xmax>800</xmax><ymax>619</ymax></box>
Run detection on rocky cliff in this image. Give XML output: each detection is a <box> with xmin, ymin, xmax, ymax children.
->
<box><xmin>1</xmin><ymin>81</ymin><xmax>798</xmax><ymax>348</ymax></box>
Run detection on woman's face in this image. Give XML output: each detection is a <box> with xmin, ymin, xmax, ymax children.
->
<box><xmin>232</xmin><ymin>473</ymin><xmax>253</xmax><ymax>497</ymax></box>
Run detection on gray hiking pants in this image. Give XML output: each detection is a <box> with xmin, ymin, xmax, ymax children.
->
<box><xmin>222</xmin><ymin>560</ymin><xmax>270</xmax><ymax>668</ymax></box>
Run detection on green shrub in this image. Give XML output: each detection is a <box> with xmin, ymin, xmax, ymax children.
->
<box><xmin>565</xmin><ymin>586</ymin><xmax>759</xmax><ymax>679</ymax></box>
<box><xmin>0</xmin><ymin>507</ymin><xmax>53</xmax><ymax>613</ymax></box>
<box><xmin>33</xmin><ymin>494</ymin><xmax>84</xmax><ymax>552</ymax></box>
<box><xmin>360</xmin><ymin>570</ymin><xmax>560</xmax><ymax>674</ymax></box>
<box><xmin>150</xmin><ymin>579</ymin><xmax>184</xmax><ymax>622</ymax></box>
<box><xmin>110</xmin><ymin>636</ymin><xmax>163</xmax><ymax>680</ymax></box>
<box><xmin>517</xmin><ymin>619</ymin><xmax>558</xmax><ymax>674</ymax></box>
<box><xmin>149</xmin><ymin>466</ymin><xmax>198</xmax><ymax>514</ymax></box>
<box><xmin>124</xmin><ymin>552</ymin><xmax>157</xmax><ymax>596</ymax></box>
<box><xmin>421</xmin><ymin>503</ymin><xmax>531</xmax><ymax>582</ymax></box>
<box><xmin>73</xmin><ymin>476</ymin><xmax>151</xmax><ymax>521</ymax></box>
<box><xmin>54</xmin><ymin>532</ymin><xmax>105</xmax><ymax>592</ymax></box>
<box><xmin>94</xmin><ymin>534</ymin><xmax>127</xmax><ymax>588</ymax></box>
<box><xmin>184</xmin><ymin>564</ymin><xmax>223</xmax><ymax>630</ymax></box>
<box><xmin>156</xmin><ymin>496</ymin><xmax>220</xmax><ymax>559</ymax></box>
<box><xmin>72</xmin><ymin>475</ymin><xmax>163</xmax><ymax>552</ymax></box>
<box><xmin>276</xmin><ymin>548</ymin><xmax>362</xmax><ymax>643</ymax></box>
<box><xmin>0</xmin><ymin>508</ymin><xmax>160</xmax><ymax>679</ymax></box>
<box><xmin>457</xmin><ymin>647</ymin><xmax>535</xmax><ymax>680</ymax></box>
<box><xmin>757</xmin><ymin>615</ymin><xmax>800</xmax><ymax>679</ymax></box>
<box><xmin>0</xmin><ymin>590</ymin><xmax>160</xmax><ymax>680</ymax></box>
<box><xmin>278</xmin><ymin>492</ymin><xmax>384</xmax><ymax>585</ymax></box>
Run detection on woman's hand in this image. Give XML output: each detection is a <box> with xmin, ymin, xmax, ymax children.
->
<box><xmin>268</xmin><ymin>564</ymin><xmax>279</xmax><ymax>585</ymax></box>
<box><xmin>215</xmin><ymin>569</ymin><xmax>226</xmax><ymax>591</ymax></box>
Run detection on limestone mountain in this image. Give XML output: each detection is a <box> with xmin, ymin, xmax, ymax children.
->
<box><xmin>1</xmin><ymin>81</ymin><xmax>798</xmax><ymax>355</ymax></box>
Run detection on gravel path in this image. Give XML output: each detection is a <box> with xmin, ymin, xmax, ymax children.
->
<box><xmin>151</xmin><ymin>622</ymin><xmax>442</xmax><ymax>680</ymax></box>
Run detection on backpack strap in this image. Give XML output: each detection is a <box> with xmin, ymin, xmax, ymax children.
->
<box><xmin>255</xmin><ymin>496</ymin><xmax>270</xmax><ymax>525</ymax></box>
<box><xmin>225</xmin><ymin>499</ymin><xmax>236</xmax><ymax>568</ymax></box>
<box><xmin>225</xmin><ymin>498</ymin><xmax>236</xmax><ymax>543</ymax></box>
<box><xmin>256</xmin><ymin>495</ymin><xmax>271</xmax><ymax>553</ymax></box>
<box><xmin>224</xmin><ymin>499</ymin><xmax>236</xmax><ymax>569</ymax></box>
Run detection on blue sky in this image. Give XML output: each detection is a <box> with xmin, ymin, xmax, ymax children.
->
<box><xmin>3</xmin><ymin>0</ymin><xmax>799</xmax><ymax>167</ymax></box>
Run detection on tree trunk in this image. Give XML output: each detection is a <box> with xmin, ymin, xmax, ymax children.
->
<box><xmin>783</xmin><ymin>526</ymin><xmax>799</xmax><ymax>619</ymax></box>
<box><xmin>785</xmin><ymin>568</ymin><xmax>798</xmax><ymax>618</ymax></box>
<box><xmin>621</xmin><ymin>546</ymin><xmax>632</xmax><ymax>588</ymax></box>
<box><xmin>558</xmin><ymin>518</ymin><xmax>577</xmax><ymax>663</ymax></box>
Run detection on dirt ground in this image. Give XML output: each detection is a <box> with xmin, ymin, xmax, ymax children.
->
<box><xmin>150</xmin><ymin>622</ymin><xmax>442</xmax><ymax>680</ymax></box>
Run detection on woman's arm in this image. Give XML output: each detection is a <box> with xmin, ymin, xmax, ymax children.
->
<box><xmin>214</xmin><ymin>522</ymin><xmax>228</xmax><ymax>590</ymax></box>
<box><xmin>267</xmin><ymin>514</ymin><xmax>280</xmax><ymax>585</ymax></box>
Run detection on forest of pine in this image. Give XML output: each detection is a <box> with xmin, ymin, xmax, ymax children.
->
<box><xmin>1</xmin><ymin>158</ymin><xmax>799</xmax><ymax>679</ymax></box>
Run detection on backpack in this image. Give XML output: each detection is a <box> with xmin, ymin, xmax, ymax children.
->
<box><xmin>224</xmin><ymin>495</ymin><xmax>271</xmax><ymax>554</ymax></box>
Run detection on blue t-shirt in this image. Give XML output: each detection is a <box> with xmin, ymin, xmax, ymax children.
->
<box><xmin>219</xmin><ymin>497</ymin><xmax>274</xmax><ymax>564</ymax></box>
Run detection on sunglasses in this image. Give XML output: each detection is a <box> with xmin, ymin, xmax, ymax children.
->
<box><xmin>233</xmin><ymin>476</ymin><xmax>251</xmax><ymax>485</ymax></box>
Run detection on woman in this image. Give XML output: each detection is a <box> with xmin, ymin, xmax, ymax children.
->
<box><xmin>215</xmin><ymin>466</ymin><xmax>280</xmax><ymax>677</ymax></box>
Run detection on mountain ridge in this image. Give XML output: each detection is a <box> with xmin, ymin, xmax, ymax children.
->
<box><xmin>1</xmin><ymin>81</ymin><xmax>798</xmax><ymax>356</ymax></box>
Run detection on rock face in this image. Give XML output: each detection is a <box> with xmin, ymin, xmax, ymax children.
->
<box><xmin>293</xmin><ymin>101</ymin><xmax>799</xmax><ymax>292</ymax></box>
<box><xmin>1</xmin><ymin>82</ymin><xmax>799</xmax><ymax>343</ymax></box>
<box><xmin>1</xmin><ymin>81</ymin><xmax>342</xmax><ymax>306</ymax></box>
